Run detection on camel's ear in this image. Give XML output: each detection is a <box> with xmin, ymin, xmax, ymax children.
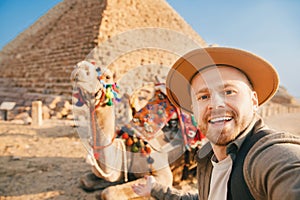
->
<box><xmin>155</xmin><ymin>75</ymin><xmax>164</xmax><ymax>84</ymax></box>
<box><xmin>113</xmin><ymin>71</ymin><xmax>117</xmax><ymax>80</ymax></box>
<box><xmin>129</xmin><ymin>83</ymin><xmax>155</xmax><ymax>112</ymax></box>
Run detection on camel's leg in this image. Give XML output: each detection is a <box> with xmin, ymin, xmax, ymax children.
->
<box><xmin>100</xmin><ymin>167</ymin><xmax>173</xmax><ymax>200</ymax></box>
<box><xmin>80</xmin><ymin>170</ymin><xmax>124</xmax><ymax>192</ymax></box>
<box><xmin>91</xmin><ymin>139</ymin><xmax>126</xmax><ymax>182</ymax></box>
<box><xmin>151</xmin><ymin>166</ymin><xmax>173</xmax><ymax>186</ymax></box>
<box><xmin>99</xmin><ymin>178</ymin><xmax>153</xmax><ymax>200</ymax></box>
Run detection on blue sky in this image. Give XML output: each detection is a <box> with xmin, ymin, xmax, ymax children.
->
<box><xmin>0</xmin><ymin>0</ymin><xmax>299</xmax><ymax>97</ymax></box>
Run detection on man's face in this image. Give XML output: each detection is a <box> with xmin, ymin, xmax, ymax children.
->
<box><xmin>190</xmin><ymin>66</ymin><xmax>258</xmax><ymax>146</ymax></box>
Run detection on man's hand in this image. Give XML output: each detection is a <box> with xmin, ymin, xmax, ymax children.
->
<box><xmin>132</xmin><ymin>176</ymin><xmax>156</xmax><ymax>197</ymax></box>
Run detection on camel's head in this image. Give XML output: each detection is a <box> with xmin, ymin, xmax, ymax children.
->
<box><xmin>71</xmin><ymin>61</ymin><xmax>117</xmax><ymax>107</ymax></box>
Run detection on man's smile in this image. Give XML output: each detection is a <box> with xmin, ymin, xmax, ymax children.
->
<box><xmin>208</xmin><ymin>116</ymin><xmax>233</xmax><ymax>124</ymax></box>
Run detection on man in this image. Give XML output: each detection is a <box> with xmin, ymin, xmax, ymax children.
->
<box><xmin>132</xmin><ymin>47</ymin><xmax>300</xmax><ymax>199</ymax></box>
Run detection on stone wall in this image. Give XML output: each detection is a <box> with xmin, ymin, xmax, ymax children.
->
<box><xmin>259</xmin><ymin>86</ymin><xmax>300</xmax><ymax>118</ymax></box>
<box><xmin>259</xmin><ymin>102</ymin><xmax>300</xmax><ymax>118</ymax></box>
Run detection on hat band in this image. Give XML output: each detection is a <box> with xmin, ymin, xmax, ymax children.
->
<box><xmin>189</xmin><ymin>64</ymin><xmax>254</xmax><ymax>88</ymax></box>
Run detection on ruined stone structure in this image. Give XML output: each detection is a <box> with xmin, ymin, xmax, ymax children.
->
<box><xmin>259</xmin><ymin>86</ymin><xmax>300</xmax><ymax>118</ymax></box>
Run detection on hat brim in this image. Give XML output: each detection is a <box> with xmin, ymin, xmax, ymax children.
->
<box><xmin>166</xmin><ymin>47</ymin><xmax>279</xmax><ymax>113</ymax></box>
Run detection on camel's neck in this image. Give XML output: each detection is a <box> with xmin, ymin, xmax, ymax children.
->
<box><xmin>92</xmin><ymin>105</ymin><xmax>124</xmax><ymax>182</ymax></box>
<box><xmin>94</xmin><ymin>105</ymin><xmax>115</xmax><ymax>145</ymax></box>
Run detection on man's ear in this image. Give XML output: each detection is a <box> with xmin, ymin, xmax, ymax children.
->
<box><xmin>252</xmin><ymin>91</ymin><xmax>259</xmax><ymax>110</ymax></box>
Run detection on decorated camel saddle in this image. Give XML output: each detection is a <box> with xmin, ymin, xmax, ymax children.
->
<box><xmin>118</xmin><ymin>83</ymin><xmax>203</xmax><ymax>152</ymax></box>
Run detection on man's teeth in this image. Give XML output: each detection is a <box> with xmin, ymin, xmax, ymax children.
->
<box><xmin>209</xmin><ymin>117</ymin><xmax>232</xmax><ymax>124</ymax></box>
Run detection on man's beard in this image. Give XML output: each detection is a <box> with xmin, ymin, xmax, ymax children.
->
<box><xmin>203</xmin><ymin>122</ymin><xmax>240</xmax><ymax>146</ymax></box>
<box><xmin>199</xmin><ymin>110</ymin><xmax>245</xmax><ymax>146</ymax></box>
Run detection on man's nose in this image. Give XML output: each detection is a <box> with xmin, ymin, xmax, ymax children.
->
<box><xmin>208</xmin><ymin>93</ymin><xmax>225</xmax><ymax>109</ymax></box>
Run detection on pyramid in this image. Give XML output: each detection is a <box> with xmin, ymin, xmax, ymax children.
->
<box><xmin>0</xmin><ymin>0</ymin><xmax>207</xmax><ymax>117</ymax></box>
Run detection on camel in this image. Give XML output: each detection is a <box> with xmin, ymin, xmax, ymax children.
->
<box><xmin>71</xmin><ymin>61</ymin><xmax>204</xmax><ymax>199</ymax></box>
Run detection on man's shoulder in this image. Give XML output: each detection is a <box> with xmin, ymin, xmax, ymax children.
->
<box><xmin>245</xmin><ymin>129</ymin><xmax>300</xmax><ymax>169</ymax></box>
<box><xmin>252</xmin><ymin>129</ymin><xmax>300</xmax><ymax>149</ymax></box>
<box><xmin>244</xmin><ymin>129</ymin><xmax>300</xmax><ymax>199</ymax></box>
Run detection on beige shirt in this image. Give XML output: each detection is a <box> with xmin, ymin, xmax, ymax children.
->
<box><xmin>208</xmin><ymin>155</ymin><xmax>232</xmax><ymax>200</ymax></box>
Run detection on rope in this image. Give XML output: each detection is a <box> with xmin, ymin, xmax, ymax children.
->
<box><xmin>89</xmin><ymin>149</ymin><xmax>115</xmax><ymax>179</ymax></box>
<box><xmin>119</xmin><ymin>138</ymin><xmax>128</xmax><ymax>182</ymax></box>
<box><xmin>175</xmin><ymin>107</ymin><xmax>190</xmax><ymax>150</ymax></box>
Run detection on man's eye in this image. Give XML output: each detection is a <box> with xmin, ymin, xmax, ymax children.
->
<box><xmin>225</xmin><ymin>90</ymin><xmax>235</xmax><ymax>95</ymax></box>
<box><xmin>198</xmin><ymin>95</ymin><xmax>209</xmax><ymax>101</ymax></box>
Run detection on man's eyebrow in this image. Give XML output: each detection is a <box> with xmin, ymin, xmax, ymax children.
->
<box><xmin>194</xmin><ymin>87</ymin><xmax>209</xmax><ymax>95</ymax></box>
<box><xmin>194</xmin><ymin>83</ymin><xmax>238</xmax><ymax>95</ymax></box>
<box><xmin>222</xmin><ymin>83</ymin><xmax>238</xmax><ymax>88</ymax></box>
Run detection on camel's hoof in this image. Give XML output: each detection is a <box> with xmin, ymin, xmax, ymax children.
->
<box><xmin>79</xmin><ymin>172</ymin><xmax>123</xmax><ymax>192</ymax></box>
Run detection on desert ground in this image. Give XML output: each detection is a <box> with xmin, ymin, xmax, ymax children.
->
<box><xmin>1</xmin><ymin>112</ymin><xmax>300</xmax><ymax>200</ymax></box>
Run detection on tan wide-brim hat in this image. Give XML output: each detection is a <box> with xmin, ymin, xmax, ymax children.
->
<box><xmin>166</xmin><ymin>47</ymin><xmax>279</xmax><ymax>113</ymax></box>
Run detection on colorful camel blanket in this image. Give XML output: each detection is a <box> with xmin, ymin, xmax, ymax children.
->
<box><xmin>117</xmin><ymin>84</ymin><xmax>204</xmax><ymax>154</ymax></box>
